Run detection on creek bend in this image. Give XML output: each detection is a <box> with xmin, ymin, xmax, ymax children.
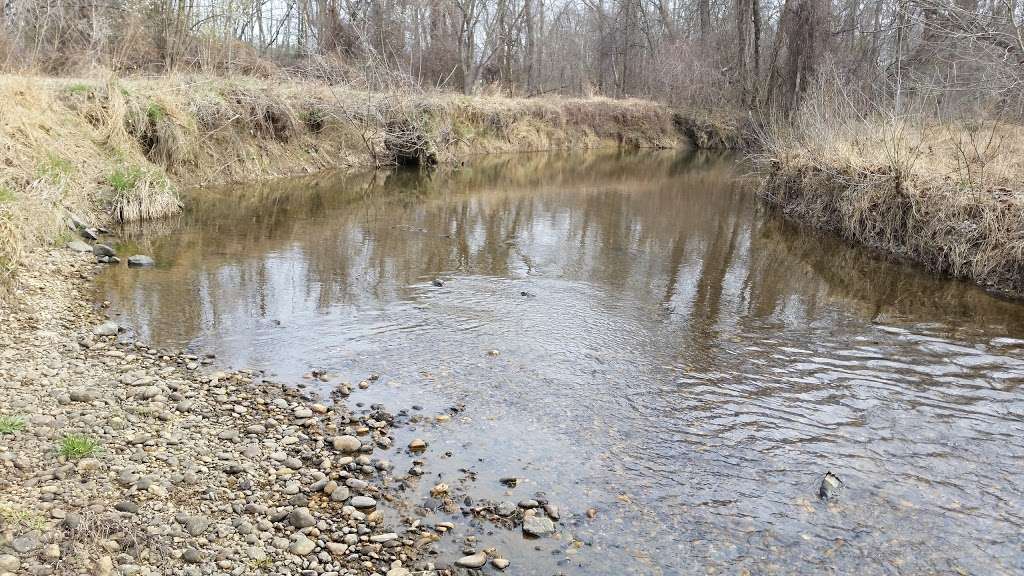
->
<box><xmin>97</xmin><ymin>150</ymin><xmax>1024</xmax><ymax>575</ymax></box>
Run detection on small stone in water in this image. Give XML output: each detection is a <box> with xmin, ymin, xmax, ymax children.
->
<box><xmin>127</xmin><ymin>255</ymin><xmax>156</xmax><ymax>267</ymax></box>
<box><xmin>455</xmin><ymin>551</ymin><xmax>487</xmax><ymax>568</ymax></box>
<box><xmin>819</xmin><ymin>471</ymin><xmax>842</xmax><ymax>500</ymax></box>
<box><xmin>523</xmin><ymin>513</ymin><xmax>555</xmax><ymax>537</ymax></box>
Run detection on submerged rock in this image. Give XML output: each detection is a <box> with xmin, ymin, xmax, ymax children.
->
<box><xmin>819</xmin><ymin>471</ymin><xmax>842</xmax><ymax>500</ymax></box>
<box><xmin>522</xmin><ymin>513</ymin><xmax>555</xmax><ymax>537</ymax></box>
<box><xmin>432</xmin><ymin>279</ymin><xmax>444</xmax><ymax>287</ymax></box>
<box><xmin>455</xmin><ymin>551</ymin><xmax>487</xmax><ymax>568</ymax></box>
<box><xmin>127</xmin><ymin>255</ymin><xmax>155</xmax><ymax>267</ymax></box>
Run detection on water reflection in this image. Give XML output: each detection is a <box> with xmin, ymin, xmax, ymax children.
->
<box><xmin>98</xmin><ymin>150</ymin><xmax>1024</xmax><ymax>575</ymax></box>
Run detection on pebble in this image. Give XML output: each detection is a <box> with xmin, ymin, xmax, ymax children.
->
<box><xmin>11</xmin><ymin>535</ymin><xmax>40</xmax><ymax>553</ymax></box>
<box><xmin>288</xmin><ymin>507</ymin><xmax>317</xmax><ymax>528</ymax></box>
<box><xmin>288</xmin><ymin>536</ymin><xmax>316</xmax><ymax>556</ymax></box>
<box><xmin>455</xmin><ymin>551</ymin><xmax>488</xmax><ymax>568</ymax></box>
<box><xmin>0</xmin><ymin>556</ymin><xmax>20</xmax><ymax>572</ymax></box>
<box><xmin>350</xmin><ymin>496</ymin><xmax>377</xmax><ymax>509</ymax></box>
<box><xmin>333</xmin><ymin>435</ymin><xmax>361</xmax><ymax>452</ymax></box>
<box><xmin>523</xmin><ymin>514</ymin><xmax>556</xmax><ymax>537</ymax></box>
<box><xmin>93</xmin><ymin>321</ymin><xmax>119</xmax><ymax>336</ymax></box>
<box><xmin>492</xmin><ymin>558</ymin><xmax>510</xmax><ymax>570</ymax></box>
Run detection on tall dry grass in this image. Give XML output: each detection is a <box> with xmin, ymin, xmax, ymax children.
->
<box><xmin>755</xmin><ymin>89</ymin><xmax>1024</xmax><ymax>296</ymax></box>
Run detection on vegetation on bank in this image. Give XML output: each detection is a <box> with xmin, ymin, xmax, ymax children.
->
<box><xmin>756</xmin><ymin>104</ymin><xmax>1024</xmax><ymax>297</ymax></box>
<box><xmin>0</xmin><ymin>74</ymin><xmax>683</xmax><ymax>296</ymax></box>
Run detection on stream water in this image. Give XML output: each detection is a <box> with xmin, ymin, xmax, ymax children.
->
<box><xmin>97</xmin><ymin>150</ymin><xmax>1024</xmax><ymax>575</ymax></box>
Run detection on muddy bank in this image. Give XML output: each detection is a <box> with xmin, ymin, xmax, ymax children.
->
<box><xmin>0</xmin><ymin>249</ymin><xmax>559</xmax><ymax>575</ymax></box>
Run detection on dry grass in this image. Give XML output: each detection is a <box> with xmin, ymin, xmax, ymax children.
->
<box><xmin>0</xmin><ymin>73</ymin><xmax>680</xmax><ymax>296</ymax></box>
<box><xmin>756</xmin><ymin>110</ymin><xmax>1024</xmax><ymax>296</ymax></box>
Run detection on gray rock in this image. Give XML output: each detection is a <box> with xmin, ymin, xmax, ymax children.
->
<box><xmin>93</xmin><ymin>321</ymin><xmax>119</xmax><ymax>336</ymax></box>
<box><xmin>349</xmin><ymin>496</ymin><xmax>377</xmax><ymax>509</ymax></box>
<box><xmin>0</xmin><ymin>555</ymin><xmax>21</xmax><ymax>572</ymax></box>
<box><xmin>184</xmin><ymin>516</ymin><xmax>210</xmax><ymax>536</ymax></box>
<box><xmin>67</xmin><ymin>240</ymin><xmax>92</xmax><ymax>253</ymax></box>
<box><xmin>93</xmin><ymin>243</ymin><xmax>116</xmax><ymax>257</ymax></box>
<box><xmin>182</xmin><ymin>549</ymin><xmax>203</xmax><ymax>564</ymax></box>
<box><xmin>68</xmin><ymin>213</ymin><xmax>88</xmax><ymax>230</ymax></box>
<box><xmin>81</xmin><ymin>228</ymin><xmax>99</xmax><ymax>240</ymax></box>
<box><xmin>333</xmin><ymin>435</ymin><xmax>361</xmax><ymax>452</ymax></box>
<box><xmin>11</xmin><ymin>535</ymin><xmax>40</xmax><ymax>553</ymax></box>
<box><xmin>523</xmin><ymin>514</ymin><xmax>555</xmax><ymax>537</ymax></box>
<box><xmin>288</xmin><ymin>507</ymin><xmax>316</xmax><ymax>528</ymax></box>
<box><xmin>127</xmin><ymin>255</ymin><xmax>155</xmax><ymax>268</ymax></box>
<box><xmin>288</xmin><ymin>537</ymin><xmax>316</xmax><ymax>556</ymax></box>
<box><xmin>69</xmin><ymin>389</ymin><xmax>97</xmax><ymax>402</ymax></box>
<box><xmin>329</xmin><ymin>486</ymin><xmax>351</xmax><ymax>502</ymax></box>
<box><xmin>543</xmin><ymin>503</ymin><xmax>560</xmax><ymax>520</ymax></box>
<box><xmin>115</xmin><ymin>501</ymin><xmax>139</xmax><ymax>514</ymax></box>
<box><xmin>455</xmin><ymin>551</ymin><xmax>487</xmax><ymax>568</ymax></box>
<box><xmin>819</xmin><ymin>471</ymin><xmax>842</xmax><ymax>500</ymax></box>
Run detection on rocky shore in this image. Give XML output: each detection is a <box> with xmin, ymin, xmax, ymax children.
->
<box><xmin>0</xmin><ymin>249</ymin><xmax>556</xmax><ymax>575</ymax></box>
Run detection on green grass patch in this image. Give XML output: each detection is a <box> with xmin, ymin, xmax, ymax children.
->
<box><xmin>0</xmin><ymin>503</ymin><xmax>46</xmax><ymax>530</ymax></box>
<box><xmin>39</xmin><ymin>153</ymin><xmax>75</xmax><ymax>183</ymax></box>
<box><xmin>58</xmin><ymin>434</ymin><xmax>100</xmax><ymax>459</ymax></box>
<box><xmin>147</xmin><ymin>102</ymin><xmax>166</xmax><ymax>124</ymax></box>
<box><xmin>0</xmin><ymin>186</ymin><xmax>14</xmax><ymax>203</ymax></box>
<box><xmin>108</xmin><ymin>167</ymin><xmax>142</xmax><ymax>193</ymax></box>
<box><xmin>66</xmin><ymin>82</ymin><xmax>92</xmax><ymax>95</ymax></box>
<box><xmin>0</xmin><ymin>415</ymin><xmax>25</xmax><ymax>434</ymax></box>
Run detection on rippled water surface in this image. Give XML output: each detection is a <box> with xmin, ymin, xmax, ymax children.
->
<box><xmin>98</xmin><ymin>151</ymin><xmax>1024</xmax><ymax>575</ymax></box>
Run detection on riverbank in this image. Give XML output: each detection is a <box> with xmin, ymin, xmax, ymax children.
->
<box><xmin>0</xmin><ymin>248</ymin><xmax>556</xmax><ymax>575</ymax></box>
<box><xmin>756</xmin><ymin>119</ymin><xmax>1024</xmax><ymax>298</ymax></box>
<box><xmin>0</xmin><ymin>74</ymin><xmax>685</xmax><ymax>297</ymax></box>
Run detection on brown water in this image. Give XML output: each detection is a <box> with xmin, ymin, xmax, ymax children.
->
<box><xmin>97</xmin><ymin>150</ymin><xmax>1024</xmax><ymax>575</ymax></box>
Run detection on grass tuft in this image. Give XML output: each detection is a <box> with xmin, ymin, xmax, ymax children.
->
<box><xmin>0</xmin><ymin>503</ymin><xmax>47</xmax><ymax>530</ymax></box>
<box><xmin>0</xmin><ymin>415</ymin><xmax>26</xmax><ymax>434</ymax></box>
<box><xmin>108</xmin><ymin>167</ymin><xmax>142</xmax><ymax>193</ymax></box>
<box><xmin>39</xmin><ymin>153</ymin><xmax>75</xmax><ymax>183</ymax></box>
<box><xmin>146</xmin><ymin>102</ymin><xmax>166</xmax><ymax>124</ymax></box>
<box><xmin>59</xmin><ymin>434</ymin><xmax>100</xmax><ymax>459</ymax></box>
<box><xmin>0</xmin><ymin>186</ymin><xmax>14</xmax><ymax>203</ymax></box>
